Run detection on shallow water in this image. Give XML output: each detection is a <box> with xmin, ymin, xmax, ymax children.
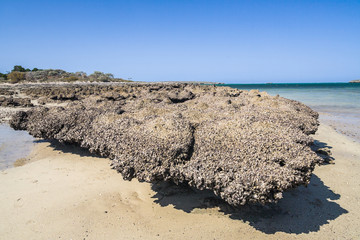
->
<box><xmin>223</xmin><ymin>83</ymin><xmax>360</xmax><ymax>142</ymax></box>
<box><xmin>0</xmin><ymin>124</ymin><xmax>35</xmax><ymax>170</ymax></box>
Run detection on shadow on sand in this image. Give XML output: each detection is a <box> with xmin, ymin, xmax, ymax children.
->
<box><xmin>45</xmin><ymin>139</ymin><xmax>348</xmax><ymax>234</ymax></box>
<box><xmin>311</xmin><ymin>139</ymin><xmax>335</xmax><ymax>164</ymax></box>
<box><xmin>151</xmin><ymin>140</ymin><xmax>347</xmax><ymax>235</ymax></box>
<box><xmin>152</xmin><ymin>174</ymin><xmax>347</xmax><ymax>234</ymax></box>
<box><xmin>41</xmin><ymin>139</ymin><xmax>105</xmax><ymax>158</ymax></box>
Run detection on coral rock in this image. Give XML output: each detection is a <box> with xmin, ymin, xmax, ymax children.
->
<box><xmin>9</xmin><ymin>83</ymin><xmax>322</xmax><ymax>206</ymax></box>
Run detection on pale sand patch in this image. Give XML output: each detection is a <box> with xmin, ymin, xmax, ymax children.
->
<box><xmin>0</xmin><ymin>123</ymin><xmax>360</xmax><ymax>240</ymax></box>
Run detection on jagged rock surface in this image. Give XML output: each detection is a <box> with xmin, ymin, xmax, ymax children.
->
<box><xmin>0</xmin><ymin>96</ymin><xmax>33</xmax><ymax>107</ymax></box>
<box><xmin>9</xmin><ymin>83</ymin><xmax>322</xmax><ymax>206</ymax></box>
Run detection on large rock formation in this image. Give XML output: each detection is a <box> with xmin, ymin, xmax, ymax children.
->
<box><xmin>9</xmin><ymin>83</ymin><xmax>322</xmax><ymax>206</ymax></box>
<box><xmin>0</xmin><ymin>96</ymin><xmax>33</xmax><ymax>107</ymax></box>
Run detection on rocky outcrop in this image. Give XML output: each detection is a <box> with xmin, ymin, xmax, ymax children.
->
<box><xmin>349</xmin><ymin>80</ymin><xmax>360</xmax><ymax>83</ymax></box>
<box><xmin>0</xmin><ymin>96</ymin><xmax>33</xmax><ymax>107</ymax></box>
<box><xmin>9</xmin><ymin>83</ymin><xmax>322</xmax><ymax>206</ymax></box>
<box><xmin>0</xmin><ymin>88</ymin><xmax>15</xmax><ymax>96</ymax></box>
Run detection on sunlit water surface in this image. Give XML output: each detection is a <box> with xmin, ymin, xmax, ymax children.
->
<box><xmin>0</xmin><ymin>124</ymin><xmax>35</xmax><ymax>170</ymax></box>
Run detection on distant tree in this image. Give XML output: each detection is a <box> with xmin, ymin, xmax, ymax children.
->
<box><xmin>75</xmin><ymin>71</ymin><xmax>87</xmax><ymax>78</ymax></box>
<box><xmin>12</xmin><ymin>65</ymin><xmax>26</xmax><ymax>72</ymax></box>
<box><xmin>32</xmin><ymin>68</ymin><xmax>39</xmax><ymax>72</ymax></box>
<box><xmin>25</xmin><ymin>68</ymin><xmax>31</xmax><ymax>72</ymax></box>
<box><xmin>89</xmin><ymin>71</ymin><xmax>115</xmax><ymax>82</ymax></box>
<box><xmin>106</xmin><ymin>73</ymin><xmax>114</xmax><ymax>79</ymax></box>
<box><xmin>0</xmin><ymin>73</ymin><xmax>7</xmax><ymax>80</ymax></box>
<box><xmin>7</xmin><ymin>71</ymin><xmax>25</xmax><ymax>83</ymax></box>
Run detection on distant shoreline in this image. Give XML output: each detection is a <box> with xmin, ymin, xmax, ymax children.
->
<box><xmin>349</xmin><ymin>79</ymin><xmax>360</xmax><ymax>83</ymax></box>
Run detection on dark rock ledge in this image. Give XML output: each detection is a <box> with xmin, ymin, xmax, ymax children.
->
<box><xmin>8</xmin><ymin>83</ymin><xmax>322</xmax><ymax>206</ymax></box>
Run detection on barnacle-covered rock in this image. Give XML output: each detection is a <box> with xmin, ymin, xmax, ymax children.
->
<box><xmin>9</xmin><ymin>83</ymin><xmax>322</xmax><ymax>206</ymax></box>
<box><xmin>0</xmin><ymin>96</ymin><xmax>33</xmax><ymax>107</ymax></box>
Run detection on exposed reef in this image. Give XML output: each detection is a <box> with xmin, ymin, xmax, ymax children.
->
<box><xmin>5</xmin><ymin>83</ymin><xmax>322</xmax><ymax>206</ymax></box>
<box><xmin>0</xmin><ymin>96</ymin><xmax>33</xmax><ymax>107</ymax></box>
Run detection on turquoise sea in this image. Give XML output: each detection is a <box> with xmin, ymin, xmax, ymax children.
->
<box><xmin>223</xmin><ymin>82</ymin><xmax>360</xmax><ymax>142</ymax></box>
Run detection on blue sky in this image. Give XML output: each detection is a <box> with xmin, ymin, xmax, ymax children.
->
<box><xmin>1</xmin><ymin>0</ymin><xmax>359</xmax><ymax>83</ymax></box>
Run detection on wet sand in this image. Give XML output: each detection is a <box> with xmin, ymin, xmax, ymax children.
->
<box><xmin>0</xmin><ymin>124</ymin><xmax>35</xmax><ymax>170</ymax></box>
<box><xmin>0</xmin><ymin>123</ymin><xmax>359</xmax><ymax>239</ymax></box>
<box><xmin>319</xmin><ymin>113</ymin><xmax>360</xmax><ymax>143</ymax></box>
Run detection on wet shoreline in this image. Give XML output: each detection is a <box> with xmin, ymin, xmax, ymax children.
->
<box><xmin>319</xmin><ymin>113</ymin><xmax>360</xmax><ymax>143</ymax></box>
<box><xmin>0</xmin><ymin>123</ymin><xmax>35</xmax><ymax>170</ymax></box>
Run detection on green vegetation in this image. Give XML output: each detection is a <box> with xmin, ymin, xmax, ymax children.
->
<box><xmin>12</xmin><ymin>65</ymin><xmax>27</xmax><ymax>72</ymax></box>
<box><xmin>0</xmin><ymin>73</ymin><xmax>7</xmax><ymax>81</ymax></box>
<box><xmin>89</xmin><ymin>71</ymin><xmax>115</xmax><ymax>82</ymax></box>
<box><xmin>0</xmin><ymin>65</ymin><xmax>132</xmax><ymax>84</ymax></box>
<box><xmin>11</xmin><ymin>65</ymin><xmax>35</xmax><ymax>72</ymax></box>
<box><xmin>7</xmin><ymin>71</ymin><xmax>26</xmax><ymax>83</ymax></box>
<box><xmin>64</xmin><ymin>76</ymin><xmax>79</xmax><ymax>82</ymax></box>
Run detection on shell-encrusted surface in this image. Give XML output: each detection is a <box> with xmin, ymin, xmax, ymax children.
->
<box><xmin>9</xmin><ymin>83</ymin><xmax>322</xmax><ymax>206</ymax></box>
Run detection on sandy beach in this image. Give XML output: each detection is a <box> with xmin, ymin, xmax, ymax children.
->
<box><xmin>1</xmin><ymin>0</ymin><xmax>360</xmax><ymax>238</ymax></box>
<box><xmin>0</xmin><ymin>122</ymin><xmax>359</xmax><ymax>240</ymax></box>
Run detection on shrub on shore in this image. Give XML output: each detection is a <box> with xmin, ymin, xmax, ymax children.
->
<box><xmin>12</xmin><ymin>65</ymin><xmax>27</xmax><ymax>72</ymax></box>
<box><xmin>64</xmin><ymin>76</ymin><xmax>79</xmax><ymax>82</ymax></box>
<box><xmin>1</xmin><ymin>65</ymin><xmax>131</xmax><ymax>84</ymax></box>
<box><xmin>89</xmin><ymin>71</ymin><xmax>114</xmax><ymax>82</ymax></box>
<box><xmin>7</xmin><ymin>71</ymin><xmax>26</xmax><ymax>83</ymax></box>
<box><xmin>0</xmin><ymin>73</ymin><xmax>7</xmax><ymax>81</ymax></box>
